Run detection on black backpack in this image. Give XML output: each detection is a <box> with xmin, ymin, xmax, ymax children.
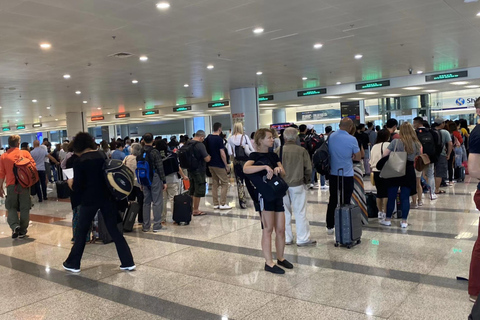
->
<box><xmin>306</xmin><ymin>134</ymin><xmax>325</xmax><ymax>156</ymax></box>
<box><xmin>104</xmin><ymin>159</ymin><xmax>134</xmax><ymax>200</ymax></box>
<box><xmin>177</xmin><ymin>141</ymin><xmax>199</xmax><ymax>170</ymax></box>
<box><xmin>416</xmin><ymin>128</ymin><xmax>437</xmax><ymax>163</ymax></box>
<box><xmin>312</xmin><ymin>140</ymin><xmax>330</xmax><ymax>176</ymax></box>
<box><xmin>430</xmin><ymin>128</ymin><xmax>443</xmax><ymax>160</ymax></box>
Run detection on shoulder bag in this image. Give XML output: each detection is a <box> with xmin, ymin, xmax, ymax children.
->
<box><xmin>379</xmin><ymin>141</ymin><xmax>407</xmax><ymax>179</ymax></box>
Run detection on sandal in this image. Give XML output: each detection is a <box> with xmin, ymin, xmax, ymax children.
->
<box><xmin>193</xmin><ymin>211</ymin><xmax>206</xmax><ymax>216</ymax></box>
<box><xmin>437</xmin><ymin>190</ymin><xmax>446</xmax><ymax>194</ymax></box>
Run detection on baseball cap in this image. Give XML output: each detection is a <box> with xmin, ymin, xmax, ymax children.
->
<box><xmin>307</xmin><ymin>124</ymin><xmax>314</xmax><ymax>130</ymax></box>
<box><xmin>434</xmin><ymin>117</ymin><xmax>445</xmax><ymax>124</ymax></box>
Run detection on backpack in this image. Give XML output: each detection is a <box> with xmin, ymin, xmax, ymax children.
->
<box><xmin>430</xmin><ymin>128</ymin><xmax>443</xmax><ymax>160</ymax></box>
<box><xmin>162</xmin><ymin>153</ymin><xmax>180</xmax><ymax>176</ymax></box>
<box><xmin>104</xmin><ymin>159</ymin><xmax>134</xmax><ymax>200</ymax></box>
<box><xmin>234</xmin><ymin>135</ymin><xmax>249</xmax><ymax>161</ymax></box>
<box><xmin>312</xmin><ymin>140</ymin><xmax>330</xmax><ymax>176</ymax></box>
<box><xmin>416</xmin><ymin>128</ymin><xmax>437</xmax><ymax>163</ymax></box>
<box><xmin>13</xmin><ymin>157</ymin><xmax>39</xmax><ymax>188</ymax></box>
<box><xmin>306</xmin><ymin>134</ymin><xmax>325</xmax><ymax>156</ymax></box>
<box><xmin>136</xmin><ymin>149</ymin><xmax>154</xmax><ymax>187</ymax></box>
<box><xmin>177</xmin><ymin>141</ymin><xmax>199</xmax><ymax>170</ymax></box>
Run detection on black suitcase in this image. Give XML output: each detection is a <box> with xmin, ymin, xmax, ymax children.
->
<box><xmin>123</xmin><ymin>201</ymin><xmax>140</xmax><ymax>232</ymax></box>
<box><xmin>173</xmin><ymin>194</ymin><xmax>192</xmax><ymax>225</ymax></box>
<box><xmin>366</xmin><ymin>192</ymin><xmax>378</xmax><ymax>219</ymax></box>
<box><xmin>98</xmin><ymin>211</ymin><xmax>123</xmax><ymax>244</ymax></box>
<box><xmin>56</xmin><ymin>181</ymin><xmax>71</xmax><ymax>199</ymax></box>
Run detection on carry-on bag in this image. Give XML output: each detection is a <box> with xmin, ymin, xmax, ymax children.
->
<box><xmin>97</xmin><ymin>211</ymin><xmax>123</xmax><ymax>244</ymax></box>
<box><xmin>173</xmin><ymin>193</ymin><xmax>192</xmax><ymax>225</ymax></box>
<box><xmin>366</xmin><ymin>192</ymin><xmax>378</xmax><ymax>219</ymax></box>
<box><xmin>123</xmin><ymin>201</ymin><xmax>140</xmax><ymax>232</ymax></box>
<box><xmin>334</xmin><ymin>169</ymin><xmax>362</xmax><ymax>249</ymax></box>
<box><xmin>56</xmin><ymin>181</ymin><xmax>71</xmax><ymax>199</ymax></box>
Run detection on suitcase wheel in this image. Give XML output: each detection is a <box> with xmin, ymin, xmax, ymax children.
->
<box><xmin>346</xmin><ymin>244</ymin><xmax>352</xmax><ymax>249</ymax></box>
<box><xmin>334</xmin><ymin>242</ymin><xmax>339</xmax><ymax>247</ymax></box>
<box><xmin>357</xmin><ymin>240</ymin><xmax>361</xmax><ymax>245</ymax></box>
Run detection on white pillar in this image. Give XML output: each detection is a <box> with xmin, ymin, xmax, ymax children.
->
<box><xmin>272</xmin><ymin>109</ymin><xmax>286</xmax><ymax>124</ymax></box>
<box><xmin>66</xmin><ymin>112</ymin><xmax>88</xmax><ymax>139</ymax></box>
<box><xmin>185</xmin><ymin>118</ymin><xmax>194</xmax><ymax>137</ymax></box>
<box><xmin>230</xmin><ymin>87</ymin><xmax>259</xmax><ymax>136</ymax></box>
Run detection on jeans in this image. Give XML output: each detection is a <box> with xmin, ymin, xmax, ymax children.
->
<box><xmin>326</xmin><ymin>175</ymin><xmax>354</xmax><ymax>229</ymax></box>
<box><xmin>311</xmin><ymin>165</ymin><xmax>317</xmax><ymax>185</ymax></box>
<box><xmin>469</xmin><ymin>190</ymin><xmax>480</xmax><ymax>297</ymax></box>
<box><xmin>386</xmin><ymin>186</ymin><xmax>411</xmax><ymax>220</ymax></box>
<box><xmin>423</xmin><ymin>163</ymin><xmax>435</xmax><ymax>193</ymax></box>
<box><xmin>142</xmin><ymin>174</ymin><xmax>164</xmax><ymax>231</ymax></box>
<box><xmin>283</xmin><ymin>185</ymin><xmax>311</xmax><ymax>244</ymax></box>
<box><xmin>65</xmin><ymin>201</ymin><xmax>134</xmax><ymax>269</ymax></box>
<box><xmin>5</xmin><ymin>185</ymin><xmax>31</xmax><ymax>233</ymax></box>
<box><xmin>364</xmin><ymin>148</ymin><xmax>371</xmax><ymax>175</ymax></box>
<box><xmin>320</xmin><ymin>174</ymin><xmax>326</xmax><ymax>187</ymax></box>
<box><xmin>34</xmin><ymin>170</ymin><xmax>48</xmax><ymax>200</ymax></box>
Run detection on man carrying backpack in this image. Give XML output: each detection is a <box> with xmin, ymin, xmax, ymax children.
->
<box><xmin>432</xmin><ymin>118</ymin><xmax>452</xmax><ymax>197</ymax></box>
<box><xmin>413</xmin><ymin>117</ymin><xmax>436</xmax><ymax>200</ymax></box>
<box><xmin>0</xmin><ymin>135</ymin><xmax>37</xmax><ymax>238</ymax></box>
<box><xmin>305</xmin><ymin>125</ymin><xmax>325</xmax><ymax>189</ymax></box>
<box><xmin>138</xmin><ymin>133</ymin><xmax>167</xmax><ymax>232</ymax></box>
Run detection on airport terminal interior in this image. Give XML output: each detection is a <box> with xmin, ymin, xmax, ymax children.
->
<box><xmin>1</xmin><ymin>0</ymin><xmax>480</xmax><ymax>319</ymax></box>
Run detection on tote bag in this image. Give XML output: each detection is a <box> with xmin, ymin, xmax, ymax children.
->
<box><xmin>379</xmin><ymin>141</ymin><xmax>407</xmax><ymax>179</ymax></box>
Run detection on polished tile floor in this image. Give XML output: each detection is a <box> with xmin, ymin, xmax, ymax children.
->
<box><xmin>0</xmin><ymin>176</ymin><xmax>477</xmax><ymax>320</ymax></box>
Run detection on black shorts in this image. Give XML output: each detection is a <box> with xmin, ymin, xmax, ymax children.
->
<box><xmin>258</xmin><ymin>195</ymin><xmax>284</xmax><ymax>212</ymax></box>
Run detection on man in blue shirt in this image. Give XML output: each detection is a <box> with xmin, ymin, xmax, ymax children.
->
<box><xmin>111</xmin><ymin>142</ymin><xmax>126</xmax><ymax>161</ymax></box>
<box><xmin>30</xmin><ymin>140</ymin><xmax>59</xmax><ymax>201</ymax></box>
<box><xmin>326</xmin><ymin>118</ymin><xmax>361</xmax><ymax>234</ymax></box>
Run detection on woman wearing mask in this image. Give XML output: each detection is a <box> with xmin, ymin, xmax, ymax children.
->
<box><xmin>369</xmin><ymin>129</ymin><xmax>391</xmax><ymax>222</ymax></box>
<box><xmin>244</xmin><ymin>128</ymin><xmax>292</xmax><ymax>274</ymax></box>
<box><xmin>228</xmin><ymin>122</ymin><xmax>255</xmax><ymax>209</ymax></box>
<box><xmin>380</xmin><ymin>123</ymin><xmax>421</xmax><ymax>228</ymax></box>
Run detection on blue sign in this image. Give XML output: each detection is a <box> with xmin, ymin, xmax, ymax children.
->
<box><xmin>456</xmin><ymin>98</ymin><xmax>465</xmax><ymax>106</ymax></box>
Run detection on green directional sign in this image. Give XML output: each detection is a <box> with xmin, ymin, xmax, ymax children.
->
<box><xmin>259</xmin><ymin>95</ymin><xmax>274</xmax><ymax>102</ymax></box>
<box><xmin>2</xmin><ymin>127</ymin><xmax>10</xmax><ymax>132</ymax></box>
<box><xmin>16</xmin><ymin>125</ymin><xmax>25</xmax><ymax>130</ymax></box>
<box><xmin>297</xmin><ymin>88</ymin><xmax>327</xmax><ymax>97</ymax></box>
<box><xmin>356</xmin><ymin>80</ymin><xmax>390</xmax><ymax>90</ymax></box>
<box><xmin>142</xmin><ymin>110</ymin><xmax>159</xmax><ymax>116</ymax></box>
<box><xmin>208</xmin><ymin>101</ymin><xmax>230</xmax><ymax>108</ymax></box>
<box><xmin>173</xmin><ymin>106</ymin><xmax>192</xmax><ymax>112</ymax></box>
<box><xmin>425</xmin><ymin>71</ymin><xmax>468</xmax><ymax>82</ymax></box>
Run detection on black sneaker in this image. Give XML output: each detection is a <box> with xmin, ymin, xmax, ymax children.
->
<box><xmin>277</xmin><ymin>259</ymin><xmax>294</xmax><ymax>269</ymax></box>
<box><xmin>63</xmin><ymin>262</ymin><xmax>80</xmax><ymax>273</ymax></box>
<box><xmin>12</xmin><ymin>226</ymin><xmax>20</xmax><ymax>239</ymax></box>
<box><xmin>264</xmin><ymin>263</ymin><xmax>285</xmax><ymax>274</ymax></box>
<box><xmin>18</xmin><ymin>230</ymin><xmax>27</xmax><ymax>238</ymax></box>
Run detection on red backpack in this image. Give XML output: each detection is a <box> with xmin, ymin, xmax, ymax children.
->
<box><xmin>14</xmin><ymin>157</ymin><xmax>39</xmax><ymax>188</ymax></box>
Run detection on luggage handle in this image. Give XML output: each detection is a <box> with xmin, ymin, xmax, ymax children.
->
<box><xmin>337</xmin><ymin>168</ymin><xmax>344</xmax><ymax>208</ymax></box>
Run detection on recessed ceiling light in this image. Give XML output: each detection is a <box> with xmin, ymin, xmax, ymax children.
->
<box><xmin>360</xmin><ymin>92</ymin><xmax>378</xmax><ymax>95</ymax></box>
<box><xmin>40</xmin><ymin>43</ymin><xmax>51</xmax><ymax>49</ymax></box>
<box><xmin>75</xmin><ymin>91</ymin><xmax>81</xmax><ymax>94</ymax></box>
<box><xmin>417</xmin><ymin>71</ymin><xmax>423</xmax><ymax>74</ymax></box>
<box><xmin>354</xmin><ymin>54</ymin><xmax>363</xmax><ymax>59</ymax></box>
<box><xmin>32</xmin><ymin>100</ymin><xmax>37</xmax><ymax>103</ymax></box>
<box><xmin>384</xmin><ymin>94</ymin><xmax>401</xmax><ymax>97</ymax></box>
<box><xmin>139</xmin><ymin>108</ymin><xmax>142</xmax><ymax>110</ymax></box>
<box><xmin>107</xmin><ymin>112</ymin><xmax>111</xmax><ymax>114</ymax></box>
<box><xmin>156</xmin><ymin>2</ymin><xmax>170</xmax><ymax>9</ymax></box>
<box><xmin>97</xmin><ymin>107</ymin><xmax>101</xmax><ymax>110</ymax></box>
<box><xmin>16</xmin><ymin>111</ymin><xmax>19</xmax><ymax>114</ymax></box>
<box><xmin>38</xmin><ymin>116</ymin><xmax>42</xmax><ymax>118</ymax></box>
<box><xmin>15</xmin><ymin>120</ymin><xmax>17</xmax><ymax>122</ymax></box>
<box><xmin>55</xmin><ymin>119</ymin><xmax>58</xmax><ymax>121</ymax></box>
<box><xmin>451</xmin><ymin>81</ymin><xmax>469</xmax><ymax>85</ymax></box>
<box><xmin>424</xmin><ymin>89</ymin><xmax>438</xmax><ymax>93</ymax></box>
<box><xmin>256</xmin><ymin>71</ymin><xmax>263</xmax><ymax>75</ymax></box>
<box><xmin>219</xmin><ymin>98</ymin><xmax>224</xmax><ymax>100</ymax></box>
<box><xmin>466</xmin><ymin>85</ymin><xmax>480</xmax><ymax>88</ymax></box>
<box><xmin>46</xmin><ymin>106</ymin><xmax>50</xmax><ymax>109</ymax></box>
<box><xmin>323</xmin><ymin>96</ymin><xmax>341</xmax><ymax>99</ymax></box>
<box><xmin>253</xmin><ymin>27</ymin><xmax>264</xmax><ymax>34</ymax></box>
<box><xmin>176</xmin><ymin>104</ymin><xmax>179</xmax><ymax>106</ymax></box>
<box><xmin>477</xmin><ymin>12</ymin><xmax>480</xmax><ymax>16</ymax></box>
<box><xmin>83</xmin><ymin>101</ymin><xmax>87</xmax><ymax>104</ymax></box>
<box><xmin>302</xmin><ymin>77</ymin><xmax>308</xmax><ymax>80</ymax></box>
<box><xmin>184</xmin><ymin>84</ymin><xmax>189</xmax><ymax>87</ymax></box>
<box><xmin>313</xmin><ymin>43</ymin><xmax>323</xmax><ymax>49</ymax></box>
<box><xmin>207</xmin><ymin>65</ymin><xmax>214</xmax><ymax>69</ymax></box>
<box><xmin>139</xmin><ymin>56</ymin><xmax>148</xmax><ymax>61</ymax></box>
<box><xmin>402</xmin><ymin>87</ymin><xmax>423</xmax><ymax>90</ymax></box>
<box><xmin>132</xmin><ymin>80</ymin><xmax>138</xmax><ymax>84</ymax></box>
<box><xmin>63</xmin><ymin>74</ymin><xmax>71</xmax><ymax>79</ymax></box>
<box><xmin>0</xmin><ymin>106</ymin><xmax>2</xmax><ymax>109</ymax></box>
<box><xmin>336</xmin><ymin>82</ymin><xmax>342</xmax><ymax>85</ymax></box>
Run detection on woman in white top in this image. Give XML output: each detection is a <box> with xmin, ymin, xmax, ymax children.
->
<box><xmin>227</xmin><ymin>122</ymin><xmax>255</xmax><ymax>209</ymax></box>
<box><xmin>369</xmin><ymin>129</ymin><xmax>391</xmax><ymax>221</ymax></box>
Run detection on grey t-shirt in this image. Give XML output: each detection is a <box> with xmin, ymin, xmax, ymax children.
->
<box><xmin>388</xmin><ymin>139</ymin><xmax>420</xmax><ymax>161</ymax></box>
<box><xmin>440</xmin><ymin>129</ymin><xmax>452</xmax><ymax>156</ymax></box>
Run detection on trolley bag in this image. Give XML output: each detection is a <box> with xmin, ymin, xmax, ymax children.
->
<box><xmin>366</xmin><ymin>192</ymin><xmax>378</xmax><ymax>219</ymax></box>
<box><xmin>56</xmin><ymin>181</ymin><xmax>71</xmax><ymax>199</ymax></box>
<box><xmin>455</xmin><ymin>166</ymin><xmax>465</xmax><ymax>182</ymax></box>
<box><xmin>334</xmin><ymin>169</ymin><xmax>362</xmax><ymax>249</ymax></box>
<box><xmin>97</xmin><ymin>211</ymin><xmax>123</xmax><ymax>244</ymax></box>
<box><xmin>123</xmin><ymin>201</ymin><xmax>140</xmax><ymax>232</ymax></box>
<box><xmin>173</xmin><ymin>193</ymin><xmax>192</xmax><ymax>225</ymax></box>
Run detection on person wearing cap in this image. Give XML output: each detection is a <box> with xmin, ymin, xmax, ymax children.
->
<box><xmin>433</xmin><ymin>117</ymin><xmax>452</xmax><ymax>195</ymax></box>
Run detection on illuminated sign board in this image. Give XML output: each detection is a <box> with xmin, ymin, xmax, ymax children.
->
<box><xmin>297</xmin><ymin>88</ymin><xmax>327</xmax><ymax>97</ymax></box>
<box><xmin>142</xmin><ymin>110</ymin><xmax>159</xmax><ymax>116</ymax></box>
<box><xmin>2</xmin><ymin>127</ymin><xmax>10</xmax><ymax>132</ymax></box>
<box><xmin>173</xmin><ymin>106</ymin><xmax>192</xmax><ymax>112</ymax></box>
<box><xmin>425</xmin><ymin>71</ymin><xmax>468</xmax><ymax>82</ymax></box>
<box><xmin>91</xmin><ymin>116</ymin><xmax>104</xmax><ymax>121</ymax></box>
<box><xmin>16</xmin><ymin>125</ymin><xmax>25</xmax><ymax>130</ymax></box>
<box><xmin>32</xmin><ymin>123</ymin><xmax>42</xmax><ymax>128</ymax></box>
<box><xmin>259</xmin><ymin>95</ymin><xmax>274</xmax><ymax>102</ymax></box>
<box><xmin>356</xmin><ymin>80</ymin><xmax>390</xmax><ymax>90</ymax></box>
<box><xmin>208</xmin><ymin>101</ymin><xmax>229</xmax><ymax>108</ymax></box>
<box><xmin>115</xmin><ymin>113</ymin><xmax>130</xmax><ymax>119</ymax></box>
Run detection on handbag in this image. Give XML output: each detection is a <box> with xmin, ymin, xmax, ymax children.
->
<box><xmin>263</xmin><ymin>174</ymin><xmax>289</xmax><ymax>198</ymax></box>
<box><xmin>380</xmin><ymin>141</ymin><xmax>407</xmax><ymax>179</ymax></box>
<box><xmin>234</xmin><ymin>135</ymin><xmax>249</xmax><ymax>161</ymax></box>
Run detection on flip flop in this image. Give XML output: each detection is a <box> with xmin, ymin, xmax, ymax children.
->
<box><xmin>437</xmin><ymin>190</ymin><xmax>446</xmax><ymax>194</ymax></box>
<box><xmin>193</xmin><ymin>211</ymin><xmax>206</xmax><ymax>216</ymax></box>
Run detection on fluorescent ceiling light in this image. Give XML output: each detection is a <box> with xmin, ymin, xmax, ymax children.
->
<box><xmin>63</xmin><ymin>74</ymin><xmax>71</xmax><ymax>79</ymax></box>
<box><xmin>424</xmin><ymin>89</ymin><xmax>438</xmax><ymax>93</ymax></box>
<box><xmin>384</xmin><ymin>94</ymin><xmax>401</xmax><ymax>97</ymax></box>
<box><xmin>40</xmin><ymin>43</ymin><xmax>51</xmax><ymax>49</ymax></box>
<box><xmin>348</xmin><ymin>97</ymin><xmax>363</xmax><ymax>100</ymax></box>
<box><xmin>285</xmin><ymin>104</ymin><xmax>303</xmax><ymax>107</ymax></box>
<box><xmin>83</xmin><ymin>101</ymin><xmax>87</xmax><ymax>103</ymax></box>
<box><xmin>313</xmin><ymin>43</ymin><xmax>323</xmax><ymax>49</ymax></box>
<box><xmin>360</xmin><ymin>92</ymin><xmax>378</xmax><ymax>95</ymax></box>
<box><xmin>402</xmin><ymin>87</ymin><xmax>423</xmax><ymax>90</ymax></box>
<box><xmin>184</xmin><ymin>84</ymin><xmax>189</xmax><ymax>87</ymax></box>
<box><xmin>55</xmin><ymin>119</ymin><xmax>58</xmax><ymax>121</ymax></box>
<box><xmin>256</xmin><ymin>71</ymin><xmax>263</xmax><ymax>75</ymax></box>
<box><xmin>302</xmin><ymin>77</ymin><xmax>308</xmax><ymax>80</ymax></box>
<box><xmin>97</xmin><ymin>107</ymin><xmax>101</xmax><ymax>110</ymax></box>
<box><xmin>32</xmin><ymin>100</ymin><xmax>37</xmax><ymax>103</ymax></box>
<box><xmin>477</xmin><ymin>12</ymin><xmax>480</xmax><ymax>16</ymax></box>
<box><xmin>417</xmin><ymin>71</ymin><xmax>423</xmax><ymax>74</ymax></box>
<box><xmin>253</xmin><ymin>28</ymin><xmax>264</xmax><ymax>34</ymax></box>
<box><xmin>132</xmin><ymin>80</ymin><xmax>138</xmax><ymax>84</ymax></box>
<box><xmin>38</xmin><ymin>116</ymin><xmax>42</xmax><ymax>118</ymax></box>
<box><xmin>139</xmin><ymin>56</ymin><xmax>148</xmax><ymax>61</ymax></box>
<box><xmin>259</xmin><ymin>103</ymin><xmax>276</xmax><ymax>106</ymax></box>
<box><xmin>466</xmin><ymin>85</ymin><xmax>480</xmax><ymax>88</ymax></box>
<box><xmin>451</xmin><ymin>81</ymin><xmax>469</xmax><ymax>85</ymax></box>
<box><xmin>207</xmin><ymin>65</ymin><xmax>214</xmax><ymax>69</ymax></box>
<box><xmin>434</xmin><ymin>107</ymin><xmax>476</xmax><ymax>114</ymax></box>
<box><xmin>354</xmin><ymin>54</ymin><xmax>363</xmax><ymax>59</ymax></box>
<box><xmin>46</xmin><ymin>107</ymin><xmax>50</xmax><ymax>109</ymax></box>
<box><xmin>75</xmin><ymin>91</ymin><xmax>81</xmax><ymax>94</ymax></box>
<box><xmin>336</xmin><ymin>82</ymin><xmax>342</xmax><ymax>85</ymax></box>
<box><xmin>139</xmin><ymin>108</ymin><xmax>142</xmax><ymax>110</ymax></box>
<box><xmin>156</xmin><ymin>2</ymin><xmax>170</xmax><ymax>9</ymax></box>
<box><xmin>323</xmin><ymin>96</ymin><xmax>341</xmax><ymax>99</ymax></box>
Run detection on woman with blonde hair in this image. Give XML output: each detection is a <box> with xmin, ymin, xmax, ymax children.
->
<box><xmin>381</xmin><ymin>122</ymin><xmax>421</xmax><ymax>228</ymax></box>
<box><xmin>227</xmin><ymin>122</ymin><xmax>255</xmax><ymax>209</ymax></box>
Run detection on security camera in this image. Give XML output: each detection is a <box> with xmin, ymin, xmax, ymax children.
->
<box><xmin>408</xmin><ymin>68</ymin><xmax>413</xmax><ymax>75</ymax></box>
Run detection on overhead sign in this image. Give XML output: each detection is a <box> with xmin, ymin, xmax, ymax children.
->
<box><xmin>115</xmin><ymin>113</ymin><xmax>130</xmax><ymax>119</ymax></box>
<box><xmin>32</xmin><ymin>123</ymin><xmax>42</xmax><ymax>128</ymax></box>
<box><xmin>2</xmin><ymin>127</ymin><xmax>10</xmax><ymax>132</ymax></box>
<box><xmin>91</xmin><ymin>116</ymin><xmax>104</xmax><ymax>121</ymax></box>
<box><xmin>425</xmin><ymin>71</ymin><xmax>468</xmax><ymax>82</ymax></box>
<box><xmin>297</xmin><ymin>88</ymin><xmax>327</xmax><ymax>97</ymax></box>
<box><xmin>259</xmin><ymin>95</ymin><xmax>274</xmax><ymax>102</ymax></box>
<box><xmin>356</xmin><ymin>80</ymin><xmax>390</xmax><ymax>90</ymax></box>
<box><xmin>142</xmin><ymin>110</ymin><xmax>159</xmax><ymax>116</ymax></box>
<box><xmin>296</xmin><ymin>109</ymin><xmax>341</xmax><ymax>122</ymax></box>
<box><xmin>208</xmin><ymin>101</ymin><xmax>230</xmax><ymax>108</ymax></box>
<box><xmin>173</xmin><ymin>106</ymin><xmax>192</xmax><ymax>112</ymax></box>
<box><xmin>16</xmin><ymin>125</ymin><xmax>25</xmax><ymax>130</ymax></box>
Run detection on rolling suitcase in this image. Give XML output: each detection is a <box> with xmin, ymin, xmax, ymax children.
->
<box><xmin>123</xmin><ymin>201</ymin><xmax>140</xmax><ymax>232</ymax></box>
<box><xmin>97</xmin><ymin>211</ymin><xmax>123</xmax><ymax>244</ymax></box>
<box><xmin>56</xmin><ymin>181</ymin><xmax>71</xmax><ymax>199</ymax></box>
<box><xmin>173</xmin><ymin>193</ymin><xmax>192</xmax><ymax>225</ymax></box>
<box><xmin>366</xmin><ymin>192</ymin><xmax>378</xmax><ymax>219</ymax></box>
<box><xmin>334</xmin><ymin>169</ymin><xmax>362</xmax><ymax>249</ymax></box>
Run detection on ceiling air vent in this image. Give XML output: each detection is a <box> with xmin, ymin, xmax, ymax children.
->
<box><xmin>108</xmin><ymin>52</ymin><xmax>134</xmax><ymax>58</ymax></box>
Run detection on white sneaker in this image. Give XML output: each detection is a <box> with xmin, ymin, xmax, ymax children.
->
<box><xmin>418</xmin><ymin>200</ymin><xmax>423</xmax><ymax>207</ymax></box>
<box><xmin>309</xmin><ymin>184</ymin><xmax>318</xmax><ymax>189</ymax></box>
<box><xmin>326</xmin><ymin>228</ymin><xmax>334</xmax><ymax>235</ymax></box>
<box><xmin>120</xmin><ymin>265</ymin><xmax>136</xmax><ymax>271</ymax></box>
<box><xmin>411</xmin><ymin>202</ymin><xmax>419</xmax><ymax>209</ymax></box>
<box><xmin>400</xmin><ymin>222</ymin><xmax>408</xmax><ymax>228</ymax></box>
<box><xmin>219</xmin><ymin>204</ymin><xmax>232</xmax><ymax>210</ymax></box>
<box><xmin>213</xmin><ymin>205</ymin><xmax>219</xmax><ymax>209</ymax></box>
<box><xmin>379</xmin><ymin>220</ymin><xmax>391</xmax><ymax>226</ymax></box>
<box><xmin>320</xmin><ymin>185</ymin><xmax>329</xmax><ymax>190</ymax></box>
<box><xmin>431</xmin><ymin>193</ymin><xmax>438</xmax><ymax>200</ymax></box>
<box><xmin>378</xmin><ymin>212</ymin><xmax>385</xmax><ymax>221</ymax></box>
